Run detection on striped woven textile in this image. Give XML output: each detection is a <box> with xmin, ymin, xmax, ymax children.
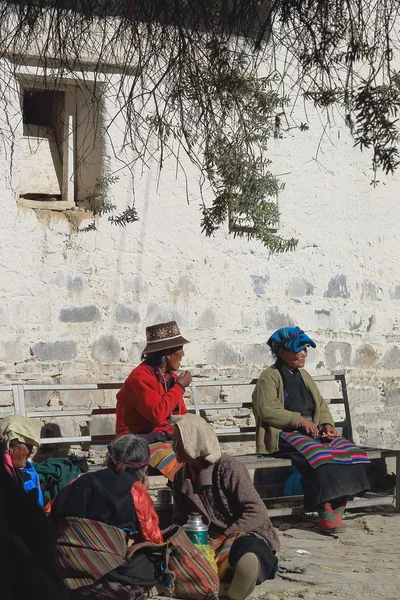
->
<box><xmin>129</xmin><ymin>525</ymin><xmax>219</xmax><ymax>599</ymax></box>
<box><xmin>149</xmin><ymin>441</ymin><xmax>183</xmax><ymax>481</ymax></box>
<box><xmin>281</xmin><ymin>433</ymin><xmax>370</xmax><ymax>469</ymax></box>
<box><xmin>215</xmin><ymin>531</ymin><xmax>243</xmax><ymax>582</ymax></box>
<box><xmin>166</xmin><ymin>526</ymin><xmax>219</xmax><ymax>600</ymax></box>
<box><xmin>56</xmin><ymin>517</ymin><xmax>127</xmax><ymax>589</ymax></box>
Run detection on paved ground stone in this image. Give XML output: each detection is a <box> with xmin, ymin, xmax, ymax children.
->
<box><xmin>156</xmin><ymin>509</ymin><xmax>400</xmax><ymax>600</ymax></box>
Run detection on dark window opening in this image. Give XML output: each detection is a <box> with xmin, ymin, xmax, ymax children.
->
<box><xmin>23</xmin><ymin>90</ymin><xmax>65</xmax><ymax>127</ymax></box>
<box><xmin>20</xmin><ymin>89</ymin><xmax>66</xmax><ymax>201</ymax></box>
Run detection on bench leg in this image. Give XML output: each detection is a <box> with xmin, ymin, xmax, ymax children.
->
<box><xmin>396</xmin><ymin>453</ymin><xmax>400</xmax><ymax>513</ymax></box>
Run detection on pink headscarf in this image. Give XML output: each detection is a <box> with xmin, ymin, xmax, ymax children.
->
<box><xmin>4</xmin><ymin>452</ymin><xmax>15</xmax><ymax>478</ymax></box>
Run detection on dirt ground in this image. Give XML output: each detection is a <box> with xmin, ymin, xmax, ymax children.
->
<box><xmin>254</xmin><ymin>507</ymin><xmax>400</xmax><ymax>600</ymax></box>
<box><xmin>156</xmin><ymin>506</ymin><xmax>400</xmax><ymax>600</ymax></box>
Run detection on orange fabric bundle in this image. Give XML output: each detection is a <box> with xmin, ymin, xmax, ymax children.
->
<box><xmin>131</xmin><ymin>480</ymin><xmax>163</xmax><ymax>544</ymax></box>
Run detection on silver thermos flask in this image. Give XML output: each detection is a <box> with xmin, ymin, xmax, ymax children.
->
<box><xmin>183</xmin><ymin>512</ymin><xmax>209</xmax><ymax>545</ymax></box>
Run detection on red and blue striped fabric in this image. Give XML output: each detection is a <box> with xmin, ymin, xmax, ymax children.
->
<box><xmin>56</xmin><ymin>517</ymin><xmax>127</xmax><ymax>589</ymax></box>
<box><xmin>165</xmin><ymin>526</ymin><xmax>219</xmax><ymax>600</ymax></box>
<box><xmin>215</xmin><ymin>530</ymin><xmax>243</xmax><ymax>581</ymax></box>
<box><xmin>281</xmin><ymin>433</ymin><xmax>370</xmax><ymax>469</ymax></box>
<box><xmin>129</xmin><ymin>525</ymin><xmax>219</xmax><ymax>599</ymax></box>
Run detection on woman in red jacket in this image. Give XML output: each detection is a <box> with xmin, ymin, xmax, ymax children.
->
<box><xmin>116</xmin><ymin>321</ymin><xmax>192</xmax><ymax>480</ymax></box>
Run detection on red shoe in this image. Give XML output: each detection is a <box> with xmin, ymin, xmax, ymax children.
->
<box><xmin>333</xmin><ymin>496</ymin><xmax>349</xmax><ymax>519</ymax></box>
<box><xmin>318</xmin><ymin>502</ymin><xmax>344</xmax><ymax>533</ymax></box>
<box><xmin>332</xmin><ymin>495</ymin><xmax>349</xmax><ymax>528</ymax></box>
<box><xmin>334</xmin><ymin>511</ymin><xmax>346</xmax><ymax>527</ymax></box>
<box><xmin>318</xmin><ymin>517</ymin><xmax>340</xmax><ymax>532</ymax></box>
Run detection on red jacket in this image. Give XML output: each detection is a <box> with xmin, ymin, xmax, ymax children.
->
<box><xmin>116</xmin><ymin>363</ymin><xmax>187</xmax><ymax>435</ymax></box>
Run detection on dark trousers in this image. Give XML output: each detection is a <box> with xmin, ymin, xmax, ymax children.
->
<box><xmin>229</xmin><ymin>534</ymin><xmax>278</xmax><ymax>584</ymax></box>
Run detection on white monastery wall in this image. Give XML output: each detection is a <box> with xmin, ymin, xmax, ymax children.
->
<box><xmin>0</xmin><ymin>63</ymin><xmax>399</xmax><ymax>450</ymax></box>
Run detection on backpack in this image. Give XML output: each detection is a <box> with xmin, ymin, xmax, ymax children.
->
<box><xmin>128</xmin><ymin>524</ymin><xmax>219</xmax><ymax>600</ymax></box>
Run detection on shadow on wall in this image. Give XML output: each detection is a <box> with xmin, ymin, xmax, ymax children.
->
<box><xmin>34</xmin><ymin>422</ymin><xmax>71</xmax><ymax>462</ymax></box>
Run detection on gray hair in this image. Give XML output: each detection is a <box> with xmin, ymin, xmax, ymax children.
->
<box><xmin>107</xmin><ymin>434</ymin><xmax>150</xmax><ymax>480</ymax></box>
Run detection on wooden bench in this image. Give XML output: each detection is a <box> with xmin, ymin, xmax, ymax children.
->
<box><xmin>1</xmin><ymin>375</ymin><xmax>399</xmax><ymax>516</ymax></box>
<box><xmin>188</xmin><ymin>374</ymin><xmax>400</xmax><ymax>516</ymax></box>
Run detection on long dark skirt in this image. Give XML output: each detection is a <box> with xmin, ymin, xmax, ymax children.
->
<box><xmin>275</xmin><ymin>439</ymin><xmax>370</xmax><ymax>510</ymax></box>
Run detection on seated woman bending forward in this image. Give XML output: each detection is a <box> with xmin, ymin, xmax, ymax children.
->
<box><xmin>51</xmin><ymin>435</ymin><xmax>163</xmax><ymax>598</ymax></box>
<box><xmin>116</xmin><ymin>321</ymin><xmax>192</xmax><ymax>480</ymax></box>
<box><xmin>172</xmin><ymin>413</ymin><xmax>279</xmax><ymax>600</ymax></box>
<box><xmin>252</xmin><ymin>326</ymin><xmax>370</xmax><ymax>532</ymax></box>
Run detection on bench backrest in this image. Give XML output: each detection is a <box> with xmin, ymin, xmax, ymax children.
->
<box><xmin>0</xmin><ymin>374</ymin><xmax>352</xmax><ymax>446</ymax></box>
<box><xmin>191</xmin><ymin>374</ymin><xmax>351</xmax><ymax>443</ymax></box>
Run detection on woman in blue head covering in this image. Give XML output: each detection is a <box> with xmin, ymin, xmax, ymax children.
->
<box><xmin>252</xmin><ymin>326</ymin><xmax>370</xmax><ymax>533</ymax></box>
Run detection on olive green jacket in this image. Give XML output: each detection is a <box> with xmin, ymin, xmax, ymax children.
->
<box><xmin>252</xmin><ymin>365</ymin><xmax>335</xmax><ymax>454</ymax></box>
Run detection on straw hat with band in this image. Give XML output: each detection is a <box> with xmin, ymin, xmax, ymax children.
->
<box><xmin>142</xmin><ymin>320</ymin><xmax>190</xmax><ymax>354</ymax></box>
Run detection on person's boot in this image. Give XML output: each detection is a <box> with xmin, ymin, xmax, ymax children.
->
<box><xmin>317</xmin><ymin>502</ymin><xmax>344</xmax><ymax>532</ymax></box>
<box><xmin>228</xmin><ymin>553</ymin><xmax>259</xmax><ymax>600</ymax></box>
<box><xmin>332</xmin><ymin>495</ymin><xmax>349</xmax><ymax>525</ymax></box>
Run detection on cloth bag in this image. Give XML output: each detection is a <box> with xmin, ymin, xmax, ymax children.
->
<box><xmin>128</xmin><ymin>524</ymin><xmax>219</xmax><ymax>600</ymax></box>
<box><xmin>57</xmin><ymin>516</ymin><xmax>164</xmax><ymax>598</ymax></box>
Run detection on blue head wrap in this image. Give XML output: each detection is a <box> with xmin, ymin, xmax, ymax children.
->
<box><xmin>267</xmin><ymin>326</ymin><xmax>316</xmax><ymax>354</ymax></box>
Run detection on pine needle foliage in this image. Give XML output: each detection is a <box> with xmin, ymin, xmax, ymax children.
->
<box><xmin>1</xmin><ymin>1</ymin><xmax>400</xmax><ymax>249</ymax></box>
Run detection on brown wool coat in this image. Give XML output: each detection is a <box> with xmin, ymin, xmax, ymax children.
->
<box><xmin>252</xmin><ymin>365</ymin><xmax>335</xmax><ymax>454</ymax></box>
<box><xmin>172</xmin><ymin>454</ymin><xmax>280</xmax><ymax>552</ymax></box>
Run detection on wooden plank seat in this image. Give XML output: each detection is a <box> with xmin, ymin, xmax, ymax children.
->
<box><xmin>192</xmin><ymin>375</ymin><xmax>399</xmax><ymax>515</ymax></box>
<box><xmin>1</xmin><ymin>375</ymin><xmax>398</xmax><ymax>515</ymax></box>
